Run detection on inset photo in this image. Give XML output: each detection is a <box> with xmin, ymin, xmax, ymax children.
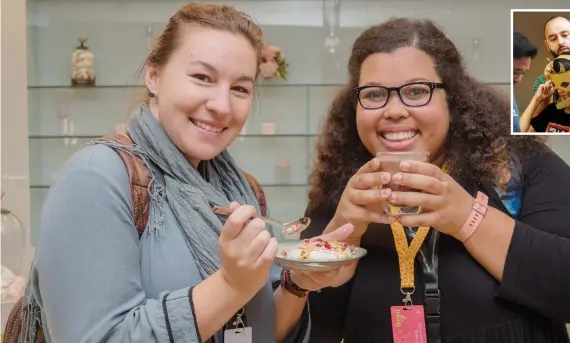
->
<box><xmin>512</xmin><ymin>10</ymin><xmax>570</xmax><ymax>134</ymax></box>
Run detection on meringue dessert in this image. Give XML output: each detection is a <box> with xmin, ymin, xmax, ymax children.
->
<box><xmin>278</xmin><ymin>238</ymin><xmax>357</xmax><ymax>262</ymax></box>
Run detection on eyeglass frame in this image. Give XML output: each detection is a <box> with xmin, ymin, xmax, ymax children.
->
<box><xmin>353</xmin><ymin>81</ymin><xmax>446</xmax><ymax>109</ymax></box>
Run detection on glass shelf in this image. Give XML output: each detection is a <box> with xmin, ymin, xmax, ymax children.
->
<box><xmin>26</xmin><ymin>0</ymin><xmax>514</xmax><ymax>248</ymax></box>
<box><xmin>27</xmin><ymin>83</ymin><xmax>345</xmax><ymax>89</ymax></box>
<box><xmin>29</xmin><ymin>134</ymin><xmax>319</xmax><ymax>139</ymax></box>
<box><xmin>29</xmin><ymin>136</ymin><xmax>317</xmax><ymax>187</ymax></box>
<box><xmin>28</xmin><ymin>85</ymin><xmax>341</xmax><ymax>136</ymax></box>
<box><xmin>27</xmin><ymin>82</ymin><xmax>509</xmax><ymax>89</ymax></box>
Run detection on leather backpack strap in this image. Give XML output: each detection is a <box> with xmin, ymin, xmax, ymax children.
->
<box><xmin>241</xmin><ymin>170</ymin><xmax>267</xmax><ymax>217</ymax></box>
<box><xmin>94</xmin><ymin>134</ymin><xmax>151</xmax><ymax>239</ymax></box>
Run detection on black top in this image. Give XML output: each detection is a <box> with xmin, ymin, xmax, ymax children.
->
<box><xmin>531</xmin><ymin>103</ymin><xmax>570</xmax><ymax>132</ymax></box>
<box><xmin>302</xmin><ymin>147</ymin><xmax>570</xmax><ymax>343</ymax></box>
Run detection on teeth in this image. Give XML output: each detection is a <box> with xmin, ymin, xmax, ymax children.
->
<box><xmin>191</xmin><ymin>119</ymin><xmax>224</xmax><ymax>133</ymax></box>
<box><xmin>382</xmin><ymin>131</ymin><xmax>417</xmax><ymax>141</ymax></box>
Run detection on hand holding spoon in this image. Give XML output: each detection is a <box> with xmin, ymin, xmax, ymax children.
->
<box><xmin>211</xmin><ymin>206</ymin><xmax>311</xmax><ymax>237</ymax></box>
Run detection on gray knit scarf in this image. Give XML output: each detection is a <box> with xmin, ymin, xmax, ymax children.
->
<box><xmin>97</xmin><ymin>103</ymin><xmax>262</xmax><ymax>277</ymax></box>
<box><xmin>20</xmin><ymin>104</ymin><xmax>262</xmax><ymax>342</ymax></box>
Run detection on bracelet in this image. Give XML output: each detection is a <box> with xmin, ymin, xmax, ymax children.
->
<box><xmin>280</xmin><ymin>269</ymin><xmax>309</xmax><ymax>298</ymax></box>
<box><xmin>452</xmin><ymin>191</ymin><xmax>489</xmax><ymax>243</ymax></box>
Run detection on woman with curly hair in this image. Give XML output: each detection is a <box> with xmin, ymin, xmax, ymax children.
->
<box><xmin>281</xmin><ymin>18</ymin><xmax>570</xmax><ymax>343</ymax></box>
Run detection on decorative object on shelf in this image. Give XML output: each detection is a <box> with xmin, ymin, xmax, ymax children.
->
<box><xmin>323</xmin><ymin>0</ymin><xmax>341</xmax><ymax>54</ymax></box>
<box><xmin>57</xmin><ymin>94</ymin><xmax>78</xmax><ymax>146</ymax></box>
<box><xmin>275</xmin><ymin>159</ymin><xmax>292</xmax><ymax>184</ymax></box>
<box><xmin>472</xmin><ymin>37</ymin><xmax>481</xmax><ymax>62</ymax></box>
<box><xmin>71</xmin><ymin>38</ymin><xmax>95</xmax><ymax>86</ymax></box>
<box><xmin>259</xmin><ymin>43</ymin><xmax>288</xmax><ymax>80</ymax></box>
<box><xmin>261</xmin><ymin>122</ymin><xmax>277</xmax><ymax>135</ymax></box>
<box><xmin>0</xmin><ymin>192</ymin><xmax>27</xmax><ymax>303</ymax></box>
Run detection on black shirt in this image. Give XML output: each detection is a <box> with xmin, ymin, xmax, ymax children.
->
<box><xmin>302</xmin><ymin>147</ymin><xmax>570</xmax><ymax>343</ymax></box>
<box><xmin>531</xmin><ymin>103</ymin><xmax>570</xmax><ymax>132</ymax></box>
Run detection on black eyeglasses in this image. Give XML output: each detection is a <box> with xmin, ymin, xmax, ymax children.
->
<box><xmin>354</xmin><ymin>82</ymin><xmax>446</xmax><ymax>109</ymax></box>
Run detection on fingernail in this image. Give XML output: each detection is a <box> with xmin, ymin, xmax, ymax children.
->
<box><xmin>400</xmin><ymin>161</ymin><xmax>410</xmax><ymax>170</ymax></box>
<box><xmin>392</xmin><ymin>173</ymin><xmax>402</xmax><ymax>183</ymax></box>
<box><xmin>390</xmin><ymin>193</ymin><xmax>397</xmax><ymax>201</ymax></box>
<box><xmin>370</xmin><ymin>158</ymin><xmax>379</xmax><ymax>169</ymax></box>
<box><xmin>381</xmin><ymin>188</ymin><xmax>391</xmax><ymax>196</ymax></box>
<box><xmin>381</xmin><ymin>172</ymin><xmax>391</xmax><ymax>183</ymax></box>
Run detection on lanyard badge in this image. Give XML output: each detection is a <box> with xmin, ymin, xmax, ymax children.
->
<box><xmin>390</xmin><ymin>221</ymin><xmax>429</xmax><ymax>343</ymax></box>
<box><xmin>224</xmin><ymin>308</ymin><xmax>252</xmax><ymax>343</ymax></box>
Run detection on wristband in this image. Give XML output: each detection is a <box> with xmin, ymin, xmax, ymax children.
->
<box><xmin>280</xmin><ymin>269</ymin><xmax>309</xmax><ymax>298</ymax></box>
<box><xmin>452</xmin><ymin>191</ymin><xmax>488</xmax><ymax>243</ymax></box>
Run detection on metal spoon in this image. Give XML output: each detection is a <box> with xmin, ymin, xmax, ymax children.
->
<box><xmin>211</xmin><ymin>206</ymin><xmax>311</xmax><ymax>237</ymax></box>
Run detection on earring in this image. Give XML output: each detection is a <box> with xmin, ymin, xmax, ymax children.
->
<box><xmin>148</xmin><ymin>89</ymin><xmax>156</xmax><ymax>98</ymax></box>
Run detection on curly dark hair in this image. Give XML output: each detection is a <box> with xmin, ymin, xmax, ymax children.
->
<box><xmin>308</xmin><ymin>18</ymin><xmax>546</xmax><ymax>212</ymax></box>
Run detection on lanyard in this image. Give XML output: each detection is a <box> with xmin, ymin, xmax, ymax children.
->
<box><xmin>389</xmin><ymin>157</ymin><xmax>447</xmax><ymax>342</ymax></box>
<box><xmin>405</xmin><ymin>227</ymin><xmax>441</xmax><ymax>343</ymax></box>
<box><xmin>391</xmin><ymin>221</ymin><xmax>441</xmax><ymax>342</ymax></box>
<box><xmin>390</xmin><ymin>222</ymin><xmax>430</xmax><ymax>303</ymax></box>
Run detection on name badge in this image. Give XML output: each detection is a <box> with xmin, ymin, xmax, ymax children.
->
<box><xmin>224</xmin><ymin>327</ymin><xmax>252</xmax><ymax>343</ymax></box>
<box><xmin>391</xmin><ymin>305</ymin><xmax>427</xmax><ymax>343</ymax></box>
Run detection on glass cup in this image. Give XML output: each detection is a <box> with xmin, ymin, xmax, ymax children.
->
<box><xmin>376</xmin><ymin>151</ymin><xmax>430</xmax><ymax>216</ymax></box>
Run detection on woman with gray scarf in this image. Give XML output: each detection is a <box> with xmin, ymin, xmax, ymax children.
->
<box><xmin>19</xmin><ymin>3</ymin><xmax>349</xmax><ymax>343</ymax></box>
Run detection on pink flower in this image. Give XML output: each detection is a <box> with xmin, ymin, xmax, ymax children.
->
<box><xmin>260</xmin><ymin>61</ymin><xmax>278</xmax><ymax>78</ymax></box>
<box><xmin>268</xmin><ymin>45</ymin><xmax>284</xmax><ymax>62</ymax></box>
<box><xmin>261</xmin><ymin>45</ymin><xmax>277</xmax><ymax>61</ymax></box>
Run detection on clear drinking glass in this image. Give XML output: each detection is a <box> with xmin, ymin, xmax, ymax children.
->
<box><xmin>376</xmin><ymin>151</ymin><xmax>430</xmax><ymax>215</ymax></box>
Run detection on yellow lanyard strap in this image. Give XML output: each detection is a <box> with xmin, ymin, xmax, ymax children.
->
<box><xmin>390</xmin><ymin>222</ymin><xmax>430</xmax><ymax>289</ymax></box>
<box><xmin>390</xmin><ymin>161</ymin><xmax>449</xmax><ymax>292</ymax></box>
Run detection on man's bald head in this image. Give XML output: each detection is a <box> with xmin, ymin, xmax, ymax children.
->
<box><xmin>544</xmin><ymin>16</ymin><xmax>570</xmax><ymax>58</ymax></box>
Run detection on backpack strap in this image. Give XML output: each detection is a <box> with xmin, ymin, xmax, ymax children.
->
<box><xmin>242</xmin><ymin>170</ymin><xmax>268</xmax><ymax>217</ymax></box>
<box><xmin>94</xmin><ymin>134</ymin><xmax>150</xmax><ymax>239</ymax></box>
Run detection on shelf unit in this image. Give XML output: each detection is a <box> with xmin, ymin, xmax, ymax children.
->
<box><xmin>26</xmin><ymin>0</ymin><xmax>515</xmax><ymax>246</ymax></box>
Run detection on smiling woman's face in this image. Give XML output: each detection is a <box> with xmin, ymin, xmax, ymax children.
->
<box><xmin>145</xmin><ymin>26</ymin><xmax>258</xmax><ymax>167</ymax></box>
<box><xmin>355</xmin><ymin>46</ymin><xmax>450</xmax><ymax>161</ymax></box>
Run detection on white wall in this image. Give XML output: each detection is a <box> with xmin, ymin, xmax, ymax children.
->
<box><xmin>1</xmin><ymin>0</ymin><xmax>32</xmax><ymax>332</ymax></box>
<box><xmin>2</xmin><ymin>1</ymin><xmax>31</xmax><ymax>253</ymax></box>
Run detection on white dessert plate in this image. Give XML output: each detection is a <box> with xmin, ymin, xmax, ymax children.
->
<box><xmin>274</xmin><ymin>239</ymin><xmax>367</xmax><ymax>272</ymax></box>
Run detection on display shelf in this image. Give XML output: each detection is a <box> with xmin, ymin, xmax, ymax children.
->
<box><xmin>29</xmin><ymin>134</ymin><xmax>319</xmax><ymax>139</ymax></box>
<box><xmin>28</xmin><ymin>83</ymin><xmax>508</xmax><ymax>138</ymax></box>
<box><xmin>27</xmin><ymin>83</ymin><xmax>345</xmax><ymax>89</ymax></box>
<box><xmin>29</xmin><ymin>135</ymin><xmax>317</xmax><ymax>187</ymax></box>
<box><xmin>26</xmin><ymin>0</ymin><xmax>516</xmax><ymax>248</ymax></box>
<box><xmin>26</xmin><ymin>9</ymin><xmax>516</xmax><ymax>87</ymax></box>
<box><xmin>27</xmin><ymin>82</ymin><xmax>510</xmax><ymax>89</ymax></box>
<box><xmin>28</xmin><ymin>84</ymin><xmax>342</xmax><ymax>137</ymax></box>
